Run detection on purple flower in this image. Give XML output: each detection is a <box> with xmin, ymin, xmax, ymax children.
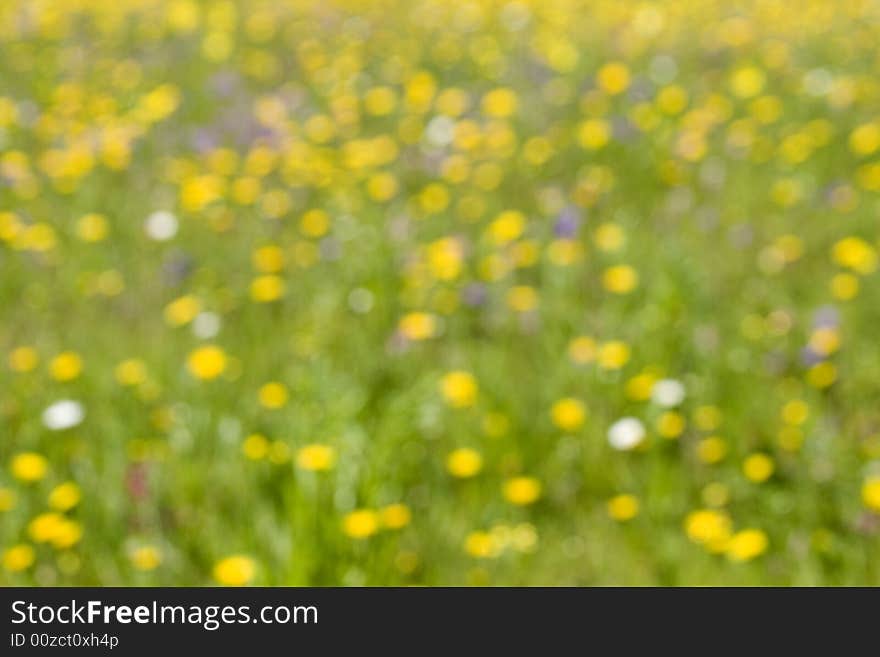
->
<box><xmin>812</xmin><ymin>305</ymin><xmax>840</xmax><ymax>329</ymax></box>
<box><xmin>800</xmin><ymin>346</ymin><xmax>824</xmax><ymax>367</ymax></box>
<box><xmin>554</xmin><ymin>207</ymin><xmax>580</xmax><ymax>238</ymax></box>
<box><xmin>463</xmin><ymin>283</ymin><xmax>487</xmax><ymax>307</ymax></box>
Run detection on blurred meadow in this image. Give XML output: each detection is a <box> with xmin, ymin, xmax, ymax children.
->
<box><xmin>2</xmin><ymin>0</ymin><xmax>880</xmax><ymax>586</ymax></box>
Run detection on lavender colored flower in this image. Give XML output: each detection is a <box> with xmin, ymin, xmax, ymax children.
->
<box><xmin>463</xmin><ymin>283</ymin><xmax>487</xmax><ymax>307</ymax></box>
<box><xmin>800</xmin><ymin>346</ymin><xmax>824</xmax><ymax>367</ymax></box>
<box><xmin>554</xmin><ymin>207</ymin><xmax>580</xmax><ymax>238</ymax></box>
<box><xmin>812</xmin><ymin>305</ymin><xmax>840</xmax><ymax>329</ymax></box>
<box><xmin>191</xmin><ymin>128</ymin><xmax>217</xmax><ymax>153</ymax></box>
<box><xmin>210</xmin><ymin>71</ymin><xmax>240</xmax><ymax>98</ymax></box>
<box><xmin>162</xmin><ymin>252</ymin><xmax>195</xmax><ymax>287</ymax></box>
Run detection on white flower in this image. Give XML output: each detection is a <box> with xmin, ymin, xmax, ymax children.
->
<box><xmin>192</xmin><ymin>312</ymin><xmax>221</xmax><ymax>339</ymax></box>
<box><xmin>607</xmin><ymin>417</ymin><xmax>645</xmax><ymax>451</ymax></box>
<box><xmin>425</xmin><ymin>116</ymin><xmax>455</xmax><ymax>147</ymax></box>
<box><xmin>651</xmin><ymin>379</ymin><xmax>685</xmax><ymax>407</ymax></box>
<box><xmin>144</xmin><ymin>211</ymin><xmax>178</xmax><ymax>241</ymax></box>
<box><xmin>42</xmin><ymin>400</ymin><xmax>85</xmax><ymax>431</ymax></box>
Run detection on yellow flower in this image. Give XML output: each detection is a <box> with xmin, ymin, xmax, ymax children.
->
<box><xmin>481</xmin><ymin>87</ymin><xmax>517</xmax><ymax>117</ymax></box>
<box><xmin>48</xmin><ymin>482</ymin><xmax>81</xmax><ymax>511</ymax></box>
<box><xmin>51</xmin><ymin>519</ymin><xmax>83</xmax><ymax>549</ymax></box>
<box><xmin>830</xmin><ymin>273</ymin><xmax>859</xmax><ymax>300</ymax></box>
<box><xmin>568</xmin><ymin>336</ymin><xmax>597</xmax><ymax>364</ymax></box>
<box><xmin>11</xmin><ymin>452</ymin><xmax>48</xmax><ymax>483</ymax></box>
<box><xmin>164</xmin><ymin>295</ymin><xmax>201</xmax><ymax>326</ymax></box>
<box><xmin>502</xmin><ymin>476</ymin><xmax>542</xmax><ymax>506</ymax></box>
<box><xmin>809</xmin><ymin>328</ymin><xmax>840</xmax><ymax>356</ymax></box>
<box><xmin>506</xmin><ymin>285</ymin><xmax>538</xmax><ymax>312</ymax></box>
<box><xmin>577</xmin><ymin>119</ymin><xmax>610</xmax><ymax>150</ymax></box>
<box><xmin>50</xmin><ymin>351</ymin><xmax>83</xmax><ymax>381</ymax></box>
<box><xmin>304</xmin><ymin>114</ymin><xmax>336</xmax><ymax>143</ymax></box>
<box><xmin>464</xmin><ymin>531</ymin><xmax>500</xmax><ymax>558</ymax></box>
<box><xmin>3</xmin><ymin>544</ymin><xmax>35</xmax><ymax>572</ymax></box>
<box><xmin>405</xmin><ymin>71</ymin><xmax>437</xmax><ymax>111</ymax></box>
<box><xmin>446</xmin><ymin>448</ymin><xmax>483</xmax><ymax>478</ymax></box>
<box><xmin>342</xmin><ymin>509</ymin><xmax>379</xmax><ymax>539</ymax></box>
<box><xmin>512</xmin><ymin>240</ymin><xmax>541</xmax><ymax>268</ymax></box>
<box><xmin>252</xmin><ymin>245</ymin><xmax>285</xmax><ymax>273</ymax></box>
<box><xmin>512</xmin><ymin>239</ymin><xmax>539</xmax><ymax>267</ymax></box>
<box><xmin>742</xmin><ymin>453</ymin><xmax>774</xmax><ymax>483</ymax></box>
<box><xmin>781</xmin><ymin>399</ymin><xmax>809</xmax><ymax>425</ymax></box>
<box><xmin>213</xmin><ymin>555</ymin><xmax>256</xmax><ymax>586</ymax></box>
<box><xmin>364</xmin><ymin>86</ymin><xmax>397</xmax><ymax>115</ymax></box>
<box><xmin>806</xmin><ymin>362</ymin><xmax>837</xmax><ymax>389</ymax></box>
<box><xmin>27</xmin><ymin>512</ymin><xmax>63</xmax><ymax>543</ymax></box>
<box><xmin>398</xmin><ymin>312</ymin><xmax>437</xmax><ymax>341</ymax></box>
<box><xmin>299</xmin><ymin>209</ymin><xmax>330</xmax><ymax>237</ymax></box>
<box><xmin>258</xmin><ymin>382</ymin><xmax>288</xmax><ymax>409</ymax></box>
<box><xmin>657</xmin><ymin>85</ymin><xmax>688</xmax><ymax>115</ymax></box>
<box><xmin>848</xmin><ymin>122</ymin><xmax>880</xmax><ymax>156</ymax></box>
<box><xmin>436</xmin><ymin>88</ymin><xmax>470</xmax><ymax>117</ymax></box>
<box><xmin>730</xmin><ymin>66</ymin><xmax>766</xmax><ymax>98</ymax></box>
<box><xmin>180</xmin><ymin>174</ymin><xmax>223</xmax><ymax>213</ymax></box>
<box><xmin>242</xmin><ymin>434</ymin><xmax>269</xmax><ymax>460</ymax></box>
<box><xmin>115</xmin><ymin>359</ymin><xmax>147</xmax><ymax>386</ymax></box>
<box><xmin>366</xmin><ymin>172</ymin><xmax>398</xmax><ymax>201</ymax></box>
<box><xmin>597</xmin><ymin>341</ymin><xmax>631</xmax><ymax>370</ymax></box>
<box><xmin>684</xmin><ymin>509</ymin><xmax>732</xmax><ymax>552</ymax></box>
<box><xmin>832</xmin><ymin>237</ymin><xmax>877</xmax><ymax>274</ymax></box>
<box><xmin>607</xmin><ymin>494</ymin><xmax>640</xmax><ymax>521</ymax></box>
<box><xmin>625</xmin><ymin>372</ymin><xmax>656</xmax><ymax>401</ymax></box>
<box><xmin>602</xmin><ymin>265</ymin><xmax>639</xmax><ymax>294</ymax></box>
<box><xmin>726</xmin><ymin>529</ymin><xmax>768</xmax><ymax>562</ymax></box>
<box><xmin>8</xmin><ymin>346</ymin><xmax>39</xmax><ymax>372</ymax></box>
<box><xmin>130</xmin><ymin>545</ymin><xmax>162</xmax><ymax>571</ymax></box>
<box><xmin>594</xmin><ymin>222</ymin><xmax>625</xmax><ymax>252</ymax></box>
<box><xmin>862</xmin><ymin>477</ymin><xmax>880</xmax><ymax>512</ymax></box>
<box><xmin>550</xmin><ymin>397</ymin><xmax>587</xmax><ymax>431</ymax></box>
<box><xmin>76</xmin><ymin>213</ymin><xmax>109</xmax><ymax>242</ymax></box>
<box><xmin>441</xmin><ymin>371</ymin><xmax>478</xmax><ymax>408</ymax></box>
<box><xmin>547</xmin><ymin>239</ymin><xmax>581</xmax><ymax>266</ymax></box>
<box><xmin>427</xmin><ymin>237</ymin><xmax>464</xmax><ymax>281</ymax></box>
<box><xmin>186</xmin><ymin>345</ymin><xmax>227</xmax><ymax>380</ymax></box>
<box><xmin>697</xmin><ymin>437</ymin><xmax>728</xmax><ymax>464</ymax></box>
<box><xmin>656</xmin><ymin>411</ymin><xmax>686</xmax><ymax>439</ymax></box>
<box><xmin>418</xmin><ymin>183</ymin><xmax>449</xmax><ymax>214</ymax></box>
<box><xmin>597</xmin><ymin>61</ymin><xmax>631</xmax><ymax>95</ymax></box>
<box><xmin>778</xmin><ymin>426</ymin><xmax>804</xmax><ymax>452</ymax></box>
<box><xmin>487</xmin><ymin>210</ymin><xmax>525</xmax><ymax>245</ymax></box>
<box><xmin>380</xmin><ymin>503</ymin><xmax>411</xmax><ymax>529</ymax></box>
<box><xmin>0</xmin><ymin>487</ymin><xmax>16</xmax><ymax>512</ymax></box>
<box><xmin>250</xmin><ymin>274</ymin><xmax>286</xmax><ymax>302</ymax></box>
<box><xmin>295</xmin><ymin>444</ymin><xmax>336</xmax><ymax>472</ymax></box>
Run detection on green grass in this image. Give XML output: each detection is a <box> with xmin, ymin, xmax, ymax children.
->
<box><xmin>1</xmin><ymin>0</ymin><xmax>880</xmax><ymax>586</ymax></box>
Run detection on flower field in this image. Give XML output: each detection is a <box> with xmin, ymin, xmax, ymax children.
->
<box><xmin>2</xmin><ymin>0</ymin><xmax>880</xmax><ymax>585</ymax></box>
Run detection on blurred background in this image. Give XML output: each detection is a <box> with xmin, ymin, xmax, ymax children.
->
<box><xmin>2</xmin><ymin>0</ymin><xmax>880</xmax><ymax>585</ymax></box>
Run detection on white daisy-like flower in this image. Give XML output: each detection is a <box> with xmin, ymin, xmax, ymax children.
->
<box><xmin>607</xmin><ymin>417</ymin><xmax>646</xmax><ymax>451</ymax></box>
<box><xmin>144</xmin><ymin>211</ymin><xmax>178</xmax><ymax>241</ymax></box>
<box><xmin>42</xmin><ymin>400</ymin><xmax>85</xmax><ymax>431</ymax></box>
<box><xmin>651</xmin><ymin>379</ymin><xmax>686</xmax><ymax>407</ymax></box>
<box><xmin>425</xmin><ymin>116</ymin><xmax>455</xmax><ymax>147</ymax></box>
<box><xmin>192</xmin><ymin>311</ymin><xmax>221</xmax><ymax>339</ymax></box>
